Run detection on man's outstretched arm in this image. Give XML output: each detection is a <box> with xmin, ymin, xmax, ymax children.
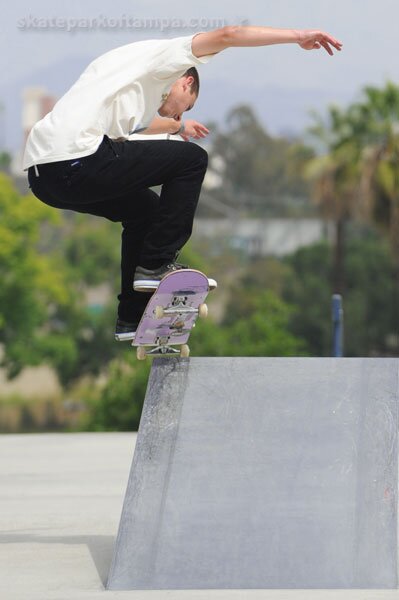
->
<box><xmin>192</xmin><ymin>25</ymin><xmax>343</xmax><ymax>58</ymax></box>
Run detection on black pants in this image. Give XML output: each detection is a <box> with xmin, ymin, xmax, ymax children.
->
<box><xmin>28</xmin><ymin>136</ymin><xmax>208</xmax><ymax>322</ymax></box>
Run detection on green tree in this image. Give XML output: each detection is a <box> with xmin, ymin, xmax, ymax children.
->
<box><xmin>0</xmin><ymin>176</ymin><xmax>121</xmax><ymax>385</ymax></box>
<box><xmin>306</xmin><ymin>82</ymin><xmax>399</xmax><ymax>299</ymax></box>
<box><xmin>283</xmin><ymin>242</ymin><xmax>334</xmax><ymax>356</ymax></box>
<box><xmin>83</xmin><ymin>357</ymin><xmax>150</xmax><ymax>431</ymax></box>
<box><xmin>192</xmin><ymin>285</ymin><xmax>308</xmax><ymax>358</ymax></box>
<box><xmin>347</xmin><ymin>83</ymin><xmax>399</xmax><ymax>280</ymax></box>
<box><xmin>224</xmin><ymin>291</ymin><xmax>308</xmax><ymax>356</ymax></box>
<box><xmin>283</xmin><ymin>236</ymin><xmax>398</xmax><ymax>357</ymax></box>
<box><xmin>205</xmin><ymin>104</ymin><xmax>314</xmax><ymax>217</ymax></box>
<box><xmin>62</xmin><ymin>214</ymin><xmax>120</xmax><ymax>288</ymax></box>
<box><xmin>0</xmin><ymin>174</ymin><xmax>76</xmax><ymax>378</ymax></box>
<box><xmin>0</xmin><ymin>152</ymin><xmax>11</xmax><ymax>172</ymax></box>
<box><xmin>305</xmin><ymin>105</ymin><xmax>361</xmax><ymax>294</ymax></box>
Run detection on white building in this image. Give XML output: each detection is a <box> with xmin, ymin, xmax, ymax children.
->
<box><xmin>193</xmin><ymin>218</ymin><xmax>333</xmax><ymax>257</ymax></box>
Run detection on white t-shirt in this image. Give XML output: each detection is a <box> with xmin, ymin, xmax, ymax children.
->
<box><xmin>23</xmin><ymin>33</ymin><xmax>214</xmax><ymax>170</ymax></box>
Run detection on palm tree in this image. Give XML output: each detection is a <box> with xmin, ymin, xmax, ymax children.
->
<box><xmin>306</xmin><ymin>83</ymin><xmax>399</xmax><ymax>295</ymax></box>
<box><xmin>305</xmin><ymin>106</ymin><xmax>360</xmax><ymax>293</ymax></box>
<box><xmin>349</xmin><ymin>83</ymin><xmax>399</xmax><ymax>281</ymax></box>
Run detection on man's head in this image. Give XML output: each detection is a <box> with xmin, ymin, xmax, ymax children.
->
<box><xmin>158</xmin><ymin>67</ymin><xmax>199</xmax><ymax>121</ymax></box>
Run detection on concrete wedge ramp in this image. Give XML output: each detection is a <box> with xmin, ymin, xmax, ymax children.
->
<box><xmin>107</xmin><ymin>357</ymin><xmax>399</xmax><ymax>590</ymax></box>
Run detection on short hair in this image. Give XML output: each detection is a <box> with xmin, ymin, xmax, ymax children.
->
<box><xmin>182</xmin><ymin>67</ymin><xmax>200</xmax><ymax>96</ymax></box>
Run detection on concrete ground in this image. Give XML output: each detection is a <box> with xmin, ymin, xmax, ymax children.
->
<box><xmin>1</xmin><ymin>433</ymin><xmax>398</xmax><ymax>600</ymax></box>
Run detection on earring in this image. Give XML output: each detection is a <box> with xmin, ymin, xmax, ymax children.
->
<box><xmin>161</xmin><ymin>93</ymin><xmax>169</xmax><ymax>102</ymax></box>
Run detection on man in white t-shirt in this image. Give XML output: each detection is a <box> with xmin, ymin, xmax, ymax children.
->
<box><xmin>25</xmin><ymin>25</ymin><xmax>342</xmax><ymax>341</ymax></box>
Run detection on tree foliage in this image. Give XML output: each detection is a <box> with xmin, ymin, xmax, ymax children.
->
<box><xmin>283</xmin><ymin>236</ymin><xmax>399</xmax><ymax>357</ymax></box>
<box><xmin>83</xmin><ymin>357</ymin><xmax>150</xmax><ymax>432</ymax></box>
<box><xmin>4</xmin><ymin>84</ymin><xmax>399</xmax><ymax>431</ymax></box>
<box><xmin>0</xmin><ymin>174</ymin><xmax>72</xmax><ymax>377</ymax></box>
<box><xmin>306</xmin><ymin>82</ymin><xmax>399</xmax><ymax>292</ymax></box>
<box><xmin>0</xmin><ymin>175</ymin><xmax>119</xmax><ymax>383</ymax></box>
<box><xmin>203</xmin><ymin>105</ymin><xmax>315</xmax><ymax>217</ymax></box>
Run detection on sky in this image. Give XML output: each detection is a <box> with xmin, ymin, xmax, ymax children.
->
<box><xmin>2</xmin><ymin>0</ymin><xmax>399</xmax><ymax>152</ymax></box>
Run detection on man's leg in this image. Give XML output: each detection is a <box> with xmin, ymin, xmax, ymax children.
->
<box><xmin>132</xmin><ymin>141</ymin><xmax>208</xmax><ymax>268</ymax></box>
<box><xmin>29</xmin><ymin>136</ymin><xmax>210</xmax><ymax>301</ymax></box>
<box><xmin>29</xmin><ymin>162</ymin><xmax>158</xmax><ymax>325</ymax></box>
<box><xmin>83</xmin><ymin>138</ymin><xmax>209</xmax><ymax>267</ymax></box>
<box><xmin>65</xmin><ymin>188</ymin><xmax>160</xmax><ymax>324</ymax></box>
<box><xmin>118</xmin><ymin>190</ymin><xmax>160</xmax><ymax>322</ymax></box>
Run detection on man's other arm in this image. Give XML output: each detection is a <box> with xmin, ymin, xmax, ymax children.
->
<box><xmin>140</xmin><ymin>116</ymin><xmax>181</xmax><ymax>135</ymax></box>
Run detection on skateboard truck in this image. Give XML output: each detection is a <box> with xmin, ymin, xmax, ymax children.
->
<box><xmin>155</xmin><ymin>302</ymin><xmax>208</xmax><ymax>319</ymax></box>
<box><xmin>135</xmin><ymin>343</ymin><xmax>190</xmax><ymax>360</ymax></box>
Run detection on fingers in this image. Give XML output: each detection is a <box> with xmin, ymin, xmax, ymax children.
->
<box><xmin>313</xmin><ymin>38</ymin><xmax>342</xmax><ymax>55</ymax></box>
<box><xmin>301</xmin><ymin>30</ymin><xmax>343</xmax><ymax>54</ymax></box>
<box><xmin>326</xmin><ymin>35</ymin><xmax>343</xmax><ymax>51</ymax></box>
<box><xmin>320</xmin><ymin>40</ymin><xmax>333</xmax><ymax>55</ymax></box>
<box><xmin>194</xmin><ymin>128</ymin><xmax>208</xmax><ymax>138</ymax></box>
<box><xmin>321</xmin><ymin>33</ymin><xmax>343</xmax><ymax>54</ymax></box>
<box><xmin>182</xmin><ymin>121</ymin><xmax>210</xmax><ymax>140</ymax></box>
<box><xmin>195</xmin><ymin>124</ymin><xmax>210</xmax><ymax>135</ymax></box>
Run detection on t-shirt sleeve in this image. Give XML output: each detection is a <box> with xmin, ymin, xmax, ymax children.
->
<box><xmin>147</xmin><ymin>34</ymin><xmax>216</xmax><ymax>80</ymax></box>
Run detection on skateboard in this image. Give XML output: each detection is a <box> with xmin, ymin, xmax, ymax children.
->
<box><xmin>132</xmin><ymin>269</ymin><xmax>210</xmax><ymax>360</ymax></box>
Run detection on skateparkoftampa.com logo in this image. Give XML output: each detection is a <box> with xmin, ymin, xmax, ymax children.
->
<box><xmin>17</xmin><ymin>14</ymin><xmax>250</xmax><ymax>33</ymax></box>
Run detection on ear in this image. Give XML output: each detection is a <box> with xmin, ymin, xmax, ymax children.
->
<box><xmin>183</xmin><ymin>75</ymin><xmax>195</xmax><ymax>92</ymax></box>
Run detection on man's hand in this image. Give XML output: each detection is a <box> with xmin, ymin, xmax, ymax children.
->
<box><xmin>178</xmin><ymin>120</ymin><xmax>210</xmax><ymax>141</ymax></box>
<box><xmin>297</xmin><ymin>30</ymin><xmax>343</xmax><ymax>55</ymax></box>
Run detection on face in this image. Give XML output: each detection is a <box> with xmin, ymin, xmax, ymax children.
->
<box><xmin>158</xmin><ymin>75</ymin><xmax>197</xmax><ymax>121</ymax></box>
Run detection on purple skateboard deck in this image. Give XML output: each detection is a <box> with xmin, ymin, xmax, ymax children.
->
<box><xmin>133</xmin><ymin>269</ymin><xmax>210</xmax><ymax>357</ymax></box>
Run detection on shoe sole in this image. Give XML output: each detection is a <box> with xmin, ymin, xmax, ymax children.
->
<box><xmin>133</xmin><ymin>277</ymin><xmax>218</xmax><ymax>292</ymax></box>
<box><xmin>133</xmin><ymin>278</ymin><xmax>162</xmax><ymax>292</ymax></box>
<box><xmin>115</xmin><ymin>331</ymin><xmax>136</xmax><ymax>342</ymax></box>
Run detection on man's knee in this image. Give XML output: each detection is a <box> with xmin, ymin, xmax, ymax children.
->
<box><xmin>185</xmin><ymin>142</ymin><xmax>208</xmax><ymax>171</ymax></box>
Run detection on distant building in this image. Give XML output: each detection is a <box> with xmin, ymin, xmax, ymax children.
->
<box><xmin>193</xmin><ymin>218</ymin><xmax>334</xmax><ymax>257</ymax></box>
<box><xmin>10</xmin><ymin>87</ymin><xmax>57</xmax><ymax>184</ymax></box>
<box><xmin>22</xmin><ymin>86</ymin><xmax>57</xmax><ymax>146</ymax></box>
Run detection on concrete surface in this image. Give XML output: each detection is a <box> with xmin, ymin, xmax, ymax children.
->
<box><xmin>108</xmin><ymin>358</ymin><xmax>399</xmax><ymax>591</ymax></box>
<box><xmin>0</xmin><ymin>422</ymin><xmax>399</xmax><ymax>597</ymax></box>
<box><xmin>0</xmin><ymin>432</ymin><xmax>135</xmax><ymax>600</ymax></box>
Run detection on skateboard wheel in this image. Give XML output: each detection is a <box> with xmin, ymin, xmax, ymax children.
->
<box><xmin>155</xmin><ymin>305</ymin><xmax>164</xmax><ymax>319</ymax></box>
<box><xmin>136</xmin><ymin>346</ymin><xmax>147</xmax><ymax>361</ymax></box>
<box><xmin>198</xmin><ymin>303</ymin><xmax>208</xmax><ymax>319</ymax></box>
<box><xmin>180</xmin><ymin>344</ymin><xmax>190</xmax><ymax>358</ymax></box>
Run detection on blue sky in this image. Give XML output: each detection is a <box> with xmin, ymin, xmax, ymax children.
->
<box><xmin>2</xmin><ymin>0</ymin><xmax>399</xmax><ymax>150</ymax></box>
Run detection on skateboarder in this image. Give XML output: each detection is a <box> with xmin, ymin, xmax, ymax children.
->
<box><xmin>24</xmin><ymin>26</ymin><xmax>342</xmax><ymax>341</ymax></box>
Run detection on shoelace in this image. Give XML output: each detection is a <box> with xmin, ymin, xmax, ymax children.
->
<box><xmin>166</xmin><ymin>261</ymin><xmax>189</xmax><ymax>270</ymax></box>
